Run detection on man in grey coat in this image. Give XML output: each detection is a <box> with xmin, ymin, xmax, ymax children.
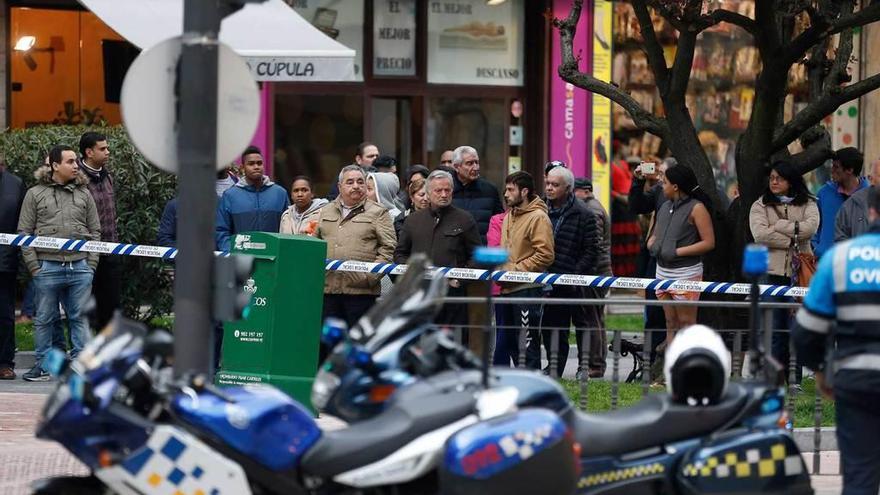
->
<box><xmin>835</xmin><ymin>159</ymin><xmax>880</xmax><ymax>243</ymax></box>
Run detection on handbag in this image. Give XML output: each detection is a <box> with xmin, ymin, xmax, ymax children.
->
<box><xmin>790</xmin><ymin>220</ymin><xmax>816</xmax><ymax>288</ymax></box>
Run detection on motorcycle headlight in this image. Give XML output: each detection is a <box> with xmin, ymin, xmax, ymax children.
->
<box><xmin>311</xmin><ymin>368</ymin><xmax>341</xmax><ymax>411</ymax></box>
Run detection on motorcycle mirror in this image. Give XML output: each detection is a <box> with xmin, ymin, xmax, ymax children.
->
<box><xmin>322</xmin><ymin>317</ymin><xmax>348</xmax><ymax>347</ymax></box>
<box><xmin>742</xmin><ymin>244</ymin><xmax>768</xmax><ymax>278</ymax></box>
<box><xmin>473</xmin><ymin>247</ymin><xmax>508</xmax><ymax>268</ymax></box>
<box><xmin>144</xmin><ymin>329</ymin><xmax>174</xmax><ymax>360</ymax></box>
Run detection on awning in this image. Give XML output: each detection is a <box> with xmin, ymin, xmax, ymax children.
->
<box><xmin>77</xmin><ymin>0</ymin><xmax>356</xmax><ymax>82</ymax></box>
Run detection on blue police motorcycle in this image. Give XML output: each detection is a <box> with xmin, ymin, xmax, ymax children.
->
<box><xmin>31</xmin><ymin>256</ymin><xmax>579</xmax><ymax>495</ymax></box>
<box><xmin>314</xmin><ymin>247</ymin><xmax>815</xmax><ymax>495</ymax></box>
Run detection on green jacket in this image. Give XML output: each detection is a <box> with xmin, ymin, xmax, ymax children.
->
<box><xmin>17</xmin><ymin>166</ymin><xmax>101</xmax><ymax>275</ymax></box>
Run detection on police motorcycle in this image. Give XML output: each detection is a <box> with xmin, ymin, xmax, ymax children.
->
<box><xmin>314</xmin><ymin>246</ymin><xmax>815</xmax><ymax>495</ymax></box>
<box><xmin>31</xmin><ymin>254</ymin><xmax>579</xmax><ymax>495</ymax></box>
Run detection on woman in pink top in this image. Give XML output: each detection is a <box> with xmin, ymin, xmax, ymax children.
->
<box><xmin>488</xmin><ymin>211</ymin><xmax>513</xmax><ymax>365</ymax></box>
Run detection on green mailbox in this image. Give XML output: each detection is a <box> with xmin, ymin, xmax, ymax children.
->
<box><xmin>216</xmin><ymin>232</ymin><xmax>327</xmax><ymax>410</ymax></box>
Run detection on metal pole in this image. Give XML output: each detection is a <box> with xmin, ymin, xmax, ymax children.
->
<box><xmin>173</xmin><ymin>0</ymin><xmax>220</xmax><ymax>378</ymax></box>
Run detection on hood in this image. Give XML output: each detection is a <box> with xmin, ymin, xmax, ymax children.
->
<box><xmin>34</xmin><ymin>165</ymin><xmax>89</xmax><ymax>188</ymax></box>
<box><xmin>369</xmin><ymin>172</ymin><xmax>404</xmax><ymax>213</ymax></box>
<box><xmin>295</xmin><ymin>198</ymin><xmax>329</xmax><ymax>216</ymax></box>
<box><xmin>511</xmin><ymin>196</ymin><xmax>548</xmax><ymax>217</ymax></box>
<box><xmin>236</xmin><ymin>175</ymin><xmax>275</xmax><ymax>190</ymax></box>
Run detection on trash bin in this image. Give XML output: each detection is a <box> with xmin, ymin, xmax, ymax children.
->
<box><xmin>216</xmin><ymin>232</ymin><xmax>326</xmax><ymax>412</ymax></box>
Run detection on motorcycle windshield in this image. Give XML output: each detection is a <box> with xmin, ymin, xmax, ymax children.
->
<box><xmin>351</xmin><ymin>254</ymin><xmax>448</xmax><ymax>353</ymax></box>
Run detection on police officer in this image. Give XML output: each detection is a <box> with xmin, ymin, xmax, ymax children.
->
<box><xmin>793</xmin><ymin>187</ymin><xmax>880</xmax><ymax>495</ymax></box>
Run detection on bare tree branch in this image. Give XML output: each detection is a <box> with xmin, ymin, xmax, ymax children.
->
<box><xmin>554</xmin><ymin>0</ymin><xmax>669</xmax><ymax>139</ymax></box>
<box><xmin>695</xmin><ymin>9</ymin><xmax>758</xmax><ymax>35</ymax></box>
<box><xmin>788</xmin><ymin>126</ymin><xmax>834</xmax><ymax>175</ymax></box>
<box><xmin>631</xmin><ymin>0</ymin><xmax>671</xmax><ymax>96</ymax></box>
<box><xmin>785</xmin><ymin>3</ymin><xmax>880</xmax><ymax>66</ymax></box>
<box><xmin>668</xmin><ymin>31</ymin><xmax>697</xmax><ymax>99</ymax></box>
<box><xmin>772</xmin><ymin>72</ymin><xmax>880</xmax><ymax>151</ymax></box>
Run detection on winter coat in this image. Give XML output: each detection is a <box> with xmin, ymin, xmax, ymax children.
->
<box><xmin>315</xmin><ymin>198</ymin><xmax>396</xmax><ymax>295</ymax></box>
<box><xmin>581</xmin><ymin>196</ymin><xmax>612</xmax><ymax>276</ymax></box>
<box><xmin>749</xmin><ymin>196</ymin><xmax>819</xmax><ymax>277</ymax></box>
<box><xmin>80</xmin><ymin>162</ymin><xmax>118</xmax><ymax>242</ymax></box>
<box><xmin>17</xmin><ymin>167</ymin><xmax>101</xmax><ymax>275</ymax></box>
<box><xmin>452</xmin><ymin>174</ymin><xmax>503</xmax><ymax>243</ymax></box>
<box><xmin>547</xmin><ymin>195</ymin><xmax>599</xmax><ymax>277</ymax></box>
<box><xmin>215</xmin><ymin>176</ymin><xmax>289</xmax><ymax>251</ymax></box>
<box><xmin>279</xmin><ymin>198</ymin><xmax>328</xmax><ymax>236</ymax></box>
<box><xmin>812</xmin><ymin>178</ymin><xmax>868</xmax><ymax>258</ymax></box>
<box><xmin>834</xmin><ymin>185</ymin><xmax>874</xmax><ymax>243</ymax></box>
<box><xmin>0</xmin><ymin>170</ymin><xmax>26</xmax><ymax>273</ymax></box>
<box><xmin>157</xmin><ymin>198</ymin><xmax>177</xmax><ymax>248</ymax></box>
<box><xmin>500</xmin><ymin>196</ymin><xmax>554</xmax><ymax>294</ymax></box>
<box><xmin>487</xmin><ymin>212</ymin><xmax>506</xmax><ymax>296</ymax></box>
<box><xmin>394</xmin><ymin>205</ymin><xmax>482</xmax><ymax>269</ymax></box>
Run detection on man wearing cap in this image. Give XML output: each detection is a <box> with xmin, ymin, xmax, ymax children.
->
<box><xmin>836</xmin><ymin>158</ymin><xmax>880</xmax><ymax>243</ymax></box>
<box><xmin>813</xmin><ymin>148</ymin><xmax>868</xmax><ymax>258</ymax></box>
<box><xmin>574</xmin><ymin>177</ymin><xmax>611</xmax><ymax>378</ymax></box>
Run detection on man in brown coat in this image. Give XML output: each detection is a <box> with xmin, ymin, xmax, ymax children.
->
<box><xmin>494</xmin><ymin>171</ymin><xmax>554</xmax><ymax>369</ymax></box>
<box><xmin>315</xmin><ymin>165</ymin><xmax>396</xmax><ymax>329</ymax></box>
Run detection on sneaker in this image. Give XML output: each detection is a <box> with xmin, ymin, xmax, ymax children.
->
<box><xmin>22</xmin><ymin>365</ymin><xmax>50</xmax><ymax>382</ymax></box>
<box><xmin>0</xmin><ymin>367</ymin><xmax>15</xmax><ymax>380</ymax></box>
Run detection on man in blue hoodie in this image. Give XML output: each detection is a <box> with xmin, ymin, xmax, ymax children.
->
<box><xmin>812</xmin><ymin>147</ymin><xmax>868</xmax><ymax>259</ymax></box>
<box><xmin>216</xmin><ymin>146</ymin><xmax>289</xmax><ymax>251</ymax></box>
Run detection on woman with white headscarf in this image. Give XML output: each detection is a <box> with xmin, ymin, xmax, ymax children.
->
<box><xmin>367</xmin><ymin>172</ymin><xmax>404</xmax><ymax>219</ymax></box>
<box><xmin>366</xmin><ymin>172</ymin><xmax>403</xmax><ymax>295</ymax></box>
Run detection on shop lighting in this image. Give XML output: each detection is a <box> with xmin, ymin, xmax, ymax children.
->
<box><xmin>14</xmin><ymin>35</ymin><xmax>36</xmax><ymax>52</ymax></box>
<box><xmin>486</xmin><ymin>0</ymin><xmax>507</xmax><ymax>5</ymax></box>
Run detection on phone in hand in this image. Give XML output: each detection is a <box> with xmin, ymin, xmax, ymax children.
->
<box><xmin>640</xmin><ymin>162</ymin><xmax>656</xmax><ymax>175</ymax></box>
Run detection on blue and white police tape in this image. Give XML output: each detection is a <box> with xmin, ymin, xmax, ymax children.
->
<box><xmin>0</xmin><ymin>233</ymin><xmax>808</xmax><ymax>298</ymax></box>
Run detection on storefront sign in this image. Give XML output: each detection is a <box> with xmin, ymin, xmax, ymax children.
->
<box><xmin>590</xmin><ymin>0</ymin><xmax>613</xmax><ymax>212</ymax></box>
<box><xmin>427</xmin><ymin>0</ymin><xmax>524</xmax><ymax>86</ymax></box>
<box><xmin>291</xmin><ymin>0</ymin><xmax>365</xmax><ymax>81</ymax></box>
<box><xmin>374</xmin><ymin>0</ymin><xmax>417</xmax><ymax>76</ymax></box>
<box><xmin>550</xmin><ymin>0</ymin><xmax>590</xmax><ymax>180</ymax></box>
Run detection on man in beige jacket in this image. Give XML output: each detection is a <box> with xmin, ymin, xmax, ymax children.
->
<box><xmin>494</xmin><ymin>171</ymin><xmax>554</xmax><ymax>369</ymax></box>
<box><xmin>315</xmin><ymin>165</ymin><xmax>396</xmax><ymax>332</ymax></box>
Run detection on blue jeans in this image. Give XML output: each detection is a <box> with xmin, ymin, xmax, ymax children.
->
<box><xmin>23</xmin><ymin>280</ymin><xmax>66</xmax><ymax>350</ymax></box>
<box><xmin>33</xmin><ymin>260</ymin><xmax>94</xmax><ymax>370</ymax></box>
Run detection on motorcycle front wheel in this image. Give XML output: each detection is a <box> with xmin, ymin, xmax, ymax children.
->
<box><xmin>31</xmin><ymin>475</ymin><xmax>111</xmax><ymax>495</ymax></box>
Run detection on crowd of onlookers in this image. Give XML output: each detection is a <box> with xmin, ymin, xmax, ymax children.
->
<box><xmin>3</xmin><ymin>131</ymin><xmax>879</xmax><ymax>385</ymax></box>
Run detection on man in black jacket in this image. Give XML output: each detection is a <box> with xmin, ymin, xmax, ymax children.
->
<box><xmin>540</xmin><ymin>166</ymin><xmax>599</xmax><ymax>377</ymax></box>
<box><xmin>451</xmin><ymin>145</ymin><xmax>503</xmax><ymax>243</ymax></box>
<box><xmin>0</xmin><ymin>165</ymin><xmax>26</xmax><ymax>379</ymax></box>
<box><xmin>396</xmin><ymin>169</ymin><xmax>482</xmax><ymax>331</ymax></box>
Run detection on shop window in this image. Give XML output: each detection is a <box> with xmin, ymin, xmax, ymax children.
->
<box><xmin>10</xmin><ymin>7</ymin><xmax>133</xmax><ymax>128</ymax></box>
<box><xmin>274</xmin><ymin>93</ymin><xmax>365</xmax><ymax>196</ymax></box>
<box><xmin>427</xmin><ymin>97</ymin><xmax>507</xmax><ymax>187</ymax></box>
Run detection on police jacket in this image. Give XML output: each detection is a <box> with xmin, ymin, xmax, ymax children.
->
<box><xmin>793</xmin><ymin>221</ymin><xmax>880</xmax><ymax>392</ymax></box>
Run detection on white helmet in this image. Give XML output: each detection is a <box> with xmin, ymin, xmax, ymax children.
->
<box><xmin>663</xmin><ymin>325</ymin><xmax>731</xmax><ymax>406</ymax></box>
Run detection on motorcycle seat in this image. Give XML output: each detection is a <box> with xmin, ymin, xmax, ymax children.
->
<box><xmin>301</xmin><ymin>389</ymin><xmax>476</xmax><ymax>477</ymax></box>
<box><xmin>573</xmin><ymin>382</ymin><xmax>750</xmax><ymax>457</ymax></box>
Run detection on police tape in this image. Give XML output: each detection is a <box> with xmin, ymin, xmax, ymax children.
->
<box><xmin>0</xmin><ymin>233</ymin><xmax>808</xmax><ymax>297</ymax></box>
